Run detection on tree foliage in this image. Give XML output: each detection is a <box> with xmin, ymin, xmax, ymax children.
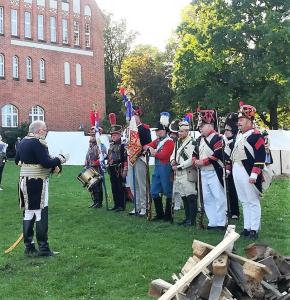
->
<box><xmin>172</xmin><ymin>0</ymin><xmax>290</xmax><ymax>129</ymax></box>
<box><xmin>119</xmin><ymin>46</ymin><xmax>174</xmax><ymax>125</ymax></box>
<box><xmin>103</xmin><ymin>13</ymin><xmax>137</xmax><ymax>124</ymax></box>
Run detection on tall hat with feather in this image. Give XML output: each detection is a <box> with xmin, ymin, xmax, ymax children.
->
<box><xmin>238</xmin><ymin>101</ymin><xmax>256</xmax><ymax>120</ymax></box>
<box><xmin>108</xmin><ymin>113</ymin><xmax>122</xmax><ymax>134</ymax></box>
<box><xmin>154</xmin><ymin>112</ymin><xmax>170</xmax><ymax>131</ymax></box>
<box><xmin>196</xmin><ymin>108</ymin><xmax>218</xmax><ymax>130</ymax></box>
<box><xmin>169</xmin><ymin>119</ymin><xmax>181</xmax><ymax>133</ymax></box>
<box><xmin>224</xmin><ymin>112</ymin><xmax>239</xmax><ymax>135</ymax></box>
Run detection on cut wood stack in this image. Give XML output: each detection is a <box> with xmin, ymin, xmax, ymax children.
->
<box><xmin>148</xmin><ymin>226</ymin><xmax>290</xmax><ymax>300</ymax></box>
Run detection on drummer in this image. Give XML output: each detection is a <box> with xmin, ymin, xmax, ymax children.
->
<box><xmin>84</xmin><ymin>136</ymin><xmax>103</xmax><ymax>208</ymax></box>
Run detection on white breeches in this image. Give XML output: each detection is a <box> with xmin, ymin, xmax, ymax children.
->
<box><xmin>173</xmin><ymin>172</ymin><xmax>197</xmax><ymax>197</ymax></box>
<box><xmin>201</xmin><ymin>170</ymin><xmax>227</xmax><ymax>227</ymax></box>
<box><xmin>233</xmin><ymin>163</ymin><xmax>261</xmax><ymax>231</ymax></box>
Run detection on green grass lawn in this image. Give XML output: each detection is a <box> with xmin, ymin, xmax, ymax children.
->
<box><xmin>0</xmin><ymin>162</ymin><xmax>290</xmax><ymax>300</ymax></box>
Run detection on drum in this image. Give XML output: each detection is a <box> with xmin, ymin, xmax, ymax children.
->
<box><xmin>77</xmin><ymin>167</ymin><xmax>102</xmax><ymax>190</ymax></box>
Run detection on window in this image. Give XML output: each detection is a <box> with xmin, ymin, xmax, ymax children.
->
<box><xmin>12</xmin><ymin>56</ymin><xmax>19</xmax><ymax>79</ymax></box>
<box><xmin>73</xmin><ymin>0</ymin><xmax>80</xmax><ymax>14</ymax></box>
<box><xmin>29</xmin><ymin>106</ymin><xmax>45</xmax><ymax>123</ymax></box>
<box><xmin>38</xmin><ymin>15</ymin><xmax>44</xmax><ymax>40</ymax></box>
<box><xmin>50</xmin><ymin>0</ymin><xmax>57</xmax><ymax>9</ymax></box>
<box><xmin>24</xmin><ymin>0</ymin><xmax>33</xmax><ymax>3</ymax></box>
<box><xmin>26</xmin><ymin>57</ymin><xmax>32</xmax><ymax>80</ymax></box>
<box><xmin>37</xmin><ymin>0</ymin><xmax>45</xmax><ymax>6</ymax></box>
<box><xmin>39</xmin><ymin>59</ymin><xmax>45</xmax><ymax>81</ymax></box>
<box><xmin>85</xmin><ymin>23</ymin><xmax>90</xmax><ymax>48</ymax></box>
<box><xmin>62</xmin><ymin>19</ymin><xmax>68</xmax><ymax>44</ymax></box>
<box><xmin>11</xmin><ymin>9</ymin><xmax>18</xmax><ymax>36</ymax></box>
<box><xmin>64</xmin><ymin>62</ymin><xmax>70</xmax><ymax>85</ymax></box>
<box><xmin>24</xmin><ymin>12</ymin><xmax>31</xmax><ymax>38</ymax></box>
<box><xmin>1</xmin><ymin>104</ymin><xmax>18</xmax><ymax>127</ymax></box>
<box><xmin>0</xmin><ymin>54</ymin><xmax>4</xmax><ymax>78</ymax></box>
<box><xmin>62</xmin><ymin>1</ymin><xmax>69</xmax><ymax>12</ymax></box>
<box><xmin>84</xmin><ymin>5</ymin><xmax>91</xmax><ymax>17</ymax></box>
<box><xmin>76</xmin><ymin>63</ymin><xmax>82</xmax><ymax>86</ymax></box>
<box><xmin>0</xmin><ymin>7</ymin><xmax>4</xmax><ymax>34</ymax></box>
<box><xmin>50</xmin><ymin>16</ymin><xmax>57</xmax><ymax>42</ymax></box>
<box><xmin>73</xmin><ymin>21</ymin><xmax>79</xmax><ymax>46</ymax></box>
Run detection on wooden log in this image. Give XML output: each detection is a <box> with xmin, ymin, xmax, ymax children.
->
<box><xmin>243</xmin><ymin>261</ymin><xmax>266</xmax><ymax>282</ymax></box>
<box><xmin>181</xmin><ymin>256</ymin><xmax>200</xmax><ymax>275</ymax></box>
<box><xmin>192</xmin><ymin>240</ymin><xmax>211</xmax><ymax>259</ymax></box>
<box><xmin>213</xmin><ymin>254</ymin><xmax>229</xmax><ymax>276</ymax></box>
<box><xmin>244</xmin><ymin>243</ymin><xmax>269</xmax><ymax>260</ymax></box>
<box><xmin>259</xmin><ymin>256</ymin><xmax>281</xmax><ymax>282</ymax></box>
<box><xmin>158</xmin><ymin>230</ymin><xmax>240</xmax><ymax>300</ymax></box>
<box><xmin>149</xmin><ymin>279</ymin><xmax>189</xmax><ymax>299</ymax></box>
<box><xmin>193</xmin><ymin>240</ymin><xmax>271</xmax><ymax>275</ymax></box>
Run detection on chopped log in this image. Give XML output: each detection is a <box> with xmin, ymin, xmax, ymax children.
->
<box><xmin>244</xmin><ymin>243</ymin><xmax>269</xmax><ymax>260</ymax></box>
<box><xmin>185</xmin><ymin>271</ymin><xmax>212</xmax><ymax>299</ymax></box>
<box><xmin>181</xmin><ymin>256</ymin><xmax>200</xmax><ymax>275</ymax></box>
<box><xmin>259</xmin><ymin>256</ymin><xmax>281</xmax><ymax>282</ymax></box>
<box><xmin>193</xmin><ymin>240</ymin><xmax>271</xmax><ymax>275</ymax></box>
<box><xmin>213</xmin><ymin>254</ymin><xmax>229</xmax><ymax>276</ymax></box>
<box><xmin>246</xmin><ymin>280</ymin><xmax>265</xmax><ymax>299</ymax></box>
<box><xmin>243</xmin><ymin>261</ymin><xmax>267</xmax><ymax>282</ymax></box>
<box><xmin>276</xmin><ymin>259</ymin><xmax>290</xmax><ymax>275</ymax></box>
<box><xmin>192</xmin><ymin>240</ymin><xmax>211</xmax><ymax>259</ymax></box>
<box><xmin>158</xmin><ymin>230</ymin><xmax>240</xmax><ymax>300</ymax></box>
<box><xmin>261</xmin><ymin>280</ymin><xmax>284</xmax><ymax>298</ymax></box>
<box><xmin>148</xmin><ymin>279</ymin><xmax>188</xmax><ymax>299</ymax></box>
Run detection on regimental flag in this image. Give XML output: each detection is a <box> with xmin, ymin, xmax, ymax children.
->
<box><xmin>127</xmin><ymin>116</ymin><xmax>142</xmax><ymax>166</ymax></box>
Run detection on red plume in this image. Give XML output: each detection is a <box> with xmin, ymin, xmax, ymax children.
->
<box><xmin>239</xmin><ymin>101</ymin><xmax>244</xmax><ymax>107</ymax></box>
<box><xmin>95</xmin><ymin>111</ymin><xmax>100</xmax><ymax>123</ymax></box>
<box><xmin>108</xmin><ymin>113</ymin><xmax>117</xmax><ymax>126</ymax></box>
<box><xmin>90</xmin><ymin>111</ymin><xmax>96</xmax><ymax>127</ymax></box>
<box><xmin>119</xmin><ymin>87</ymin><xmax>126</xmax><ymax>96</ymax></box>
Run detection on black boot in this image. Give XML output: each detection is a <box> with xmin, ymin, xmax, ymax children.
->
<box><xmin>164</xmin><ymin>198</ymin><xmax>172</xmax><ymax>222</ymax></box>
<box><xmin>184</xmin><ymin>194</ymin><xmax>197</xmax><ymax>227</ymax></box>
<box><xmin>23</xmin><ymin>217</ymin><xmax>38</xmax><ymax>256</ymax></box>
<box><xmin>36</xmin><ymin>207</ymin><xmax>55</xmax><ymax>257</ymax></box>
<box><xmin>151</xmin><ymin>197</ymin><xmax>164</xmax><ymax>221</ymax></box>
<box><xmin>177</xmin><ymin>196</ymin><xmax>189</xmax><ymax>225</ymax></box>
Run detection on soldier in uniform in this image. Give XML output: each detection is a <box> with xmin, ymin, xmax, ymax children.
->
<box><xmin>223</xmin><ymin>113</ymin><xmax>240</xmax><ymax>219</ymax></box>
<box><xmin>107</xmin><ymin>124</ymin><xmax>128</xmax><ymax>212</ymax></box>
<box><xmin>128</xmin><ymin>106</ymin><xmax>152</xmax><ymax>216</ymax></box>
<box><xmin>171</xmin><ymin>121</ymin><xmax>198</xmax><ymax>226</ymax></box>
<box><xmin>231</xmin><ymin>103</ymin><xmax>266</xmax><ymax>240</ymax></box>
<box><xmin>0</xmin><ymin>135</ymin><xmax>8</xmax><ymax>191</ymax></box>
<box><xmin>193</xmin><ymin>110</ymin><xmax>227</xmax><ymax>230</ymax></box>
<box><xmin>84</xmin><ymin>136</ymin><xmax>103</xmax><ymax>208</ymax></box>
<box><xmin>15</xmin><ymin>121</ymin><xmax>68</xmax><ymax>256</ymax></box>
<box><xmin>144</xmin><ymin>114</ymin><xmax>174</xmax><ymax>221</ymax></box>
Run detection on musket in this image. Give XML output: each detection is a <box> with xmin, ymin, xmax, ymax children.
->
<box><xmin>171</xmin><ymin>138</ymin><xmax>178</xmax><ymax>224</ymax></box>
<box><xmin>145</xmin><ymin>151</ymin><xmax>152</xmax><ymax>221</ymax></box>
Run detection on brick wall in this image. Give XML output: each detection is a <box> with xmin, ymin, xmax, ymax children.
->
<box><xmin>0</xmin><ymin>0</ymin><xmax>105</xmax><ymax>131</ymax></box>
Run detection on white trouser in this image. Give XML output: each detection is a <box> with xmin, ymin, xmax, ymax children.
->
<box><xmin>128</xmin><ymin>158</ymin><xmax>147</xmax><ymax>211</ymax></box>
<box><xmin>233</xmin><ymin>163</ymin><xmax>261</xmax><ymax>231</ymax></box>
<box><xmin>173</xmin><ymin>192</ymin><xmax>183</xmax><ymax>210</ymax></box>
<box><xmin>22</xmin><ymin>178</ymin><xmax>49</xmax><ymax>221</ymax></box>
<box><xmin>201</xmin><ymin>170</ymin><xmax>226</xmax><ymax>227</ymax></box>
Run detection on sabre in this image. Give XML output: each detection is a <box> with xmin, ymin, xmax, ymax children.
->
<box><xmin>4</xmin><ymin>233</ymin><xmax>23</xmax><ymax>254</ymax></box>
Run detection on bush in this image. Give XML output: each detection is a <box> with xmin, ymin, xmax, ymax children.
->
<box><xmin>0</xmin><ymin>123</ymin><xmax>29</xmax><ymax>158</ymax></box>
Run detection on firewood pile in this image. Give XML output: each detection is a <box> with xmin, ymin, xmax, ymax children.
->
<box><xmin>148</xmin><ymin>226</ymin><xmax>290</xmax><ymax>300</ymax></box>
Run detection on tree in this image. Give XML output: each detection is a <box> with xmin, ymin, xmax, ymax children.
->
<box><xmin>119</xmin><ymin>45</ymin><xmax>174</xmax><ymax>125</ymax></box>
<box><xmin>104</xmin><ymin>13</ymin><xmax>137</xmax><ymax>124</ymax></box>
<box><xmin>172</xmin><ymin>0</ymin><xmax>290</xmax><ymax>128</ymax></box>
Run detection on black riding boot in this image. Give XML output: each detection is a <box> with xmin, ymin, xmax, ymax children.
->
<box><xmin>23</xmin><ymin>216</ymin><xmax>38</xmax><ymax>256</ymax></box>
<box><xmin>36</xmin><ymin>207</ymin><xmax>54</xmax><ymax>256</ymax></box>
<box><xmin>164</xmin><ymin>198</ymin><xmax>172</xmax><ymax>222</ymax></box>
<box><xmin>152</xmin><ymin>197</ymin><xmax>164</xmax><ymax>221</ymax></box>
<box><xmin>177</xmin><ymin>196</ymin><xmax>189</xmax><ymax>225</ymax></box>
<box><xmin>184</xmin><ymin>194</ymin><xmax>197</xmax><ymax>226</ymax></box>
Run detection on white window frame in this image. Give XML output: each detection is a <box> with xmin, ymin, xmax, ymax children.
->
<box><xmin>38</xmin><ymin>15</ymin><xmax>44</xmax><ymax>40</ymax></box>
<box><xmin>85</xmin><ymin>23</ymin><xmax>91</xmax><ymax>48</ymax></box>
<box><xmin>29</xmin><ymin>106</ymin><xmax>45</xmax><ymax>123</ymax></box>
<box><xmin>73</xmin><ymin>21</ymin><xmax>80</xmax><ymax>46</ymax></box>
<box><xmin>73</xmin><ymin>0</ymin><xmax>80</xmax><ymax>14</ymax></box>
<box><xmin>39</xmin><ymin>59</ymin><xmax>45</xmax><ymax>81</ymax></box>
<box><xmin>37</xmin><ymin>0</ymin><xmax>45</xmax><ymax>6</ymax></box>
<box><xmin>50</xmin><ymin>0</ymin><xmax>57</xmax><ymax>9</ymax></box>
<box><xmin>62</xmin><ymin>1</ymin><xmax>69</xmax><ymax>12</ymax></box>
<box><xmin>25</xmin><ymin>0</ymin><xmax>33</xmax><ymax>4</ymax></box>
<box><xmin>64</xmin><ymin>62</ymin><xmax>70</xmax><ymax>85</ymax></box>
<box><xmin>62</xmin><ymin>19</ymin><xmax>68</xmax><ymax>44</ymax></box>
<box><xmin>24</xmin><ymin>11</ymin><xmax>31</xmax><ymax>38</ymax></box>
<box><xmin>84</xmin><ymin>5</ymin><xmax>91</xmax><ymax>17</ymax></box>
<box><xmin>0</xmin><ymin>54</ymin><xmax>4</xmax><ymax>77</ymax></box>
<box><xmin>26</xmin><ymin>57</ymin><xmax>32</xmax><ymax>80</ymax></box>
<box><xmin>0</xmin><ymin>7</ymin><xmax>4</xmax><ymax>35</ymax></box>
<box><xmin>50</xmin><ymin>16</ymin><xmax>57</xmax><ymax>42</ymax></box>
<box><xmin>11</xmin><ymin>9</ymin><xmax>18</xmax><ymax>36</ymax></box>
<box><xmin>76</xmin><ymin>63</ymin><xmax>82</xmax><ymax>86</ymax></box>
<box><xmin>1</xmin><ymin>104</ymin><xmax>18</xmax><ymax>127</ymax></box>
<box><xmin>12</xmin><ymin>55</ymin><xmax>19</xmax><ymax>79</ymax></box>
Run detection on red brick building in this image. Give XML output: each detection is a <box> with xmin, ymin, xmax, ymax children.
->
<box><xmin>0</xmin><ymin>0</ymin><xmax>105</xmax><ymax>131</ymax></box>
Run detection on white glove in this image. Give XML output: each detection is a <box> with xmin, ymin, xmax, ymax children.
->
<box><xmin>58</xmin><ymin>153</ymin><xmax>69</xmax><ymax>164</ymax></box>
